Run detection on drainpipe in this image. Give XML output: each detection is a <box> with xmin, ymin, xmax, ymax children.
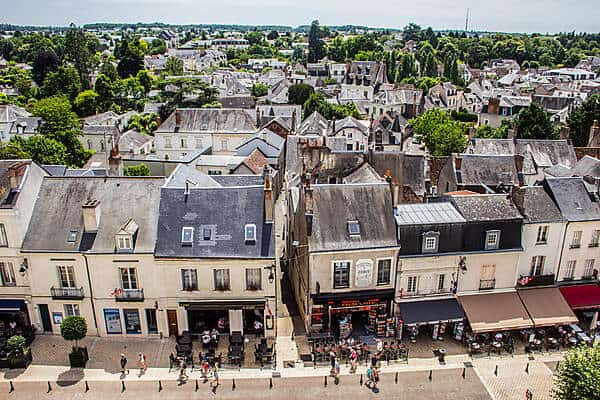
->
<box><xmin>555</xmin><ymin>222</ymin><xmax>570</xmax><ymax>283</ymax></box>
<box><xmin>82</xmin><ymin>253</ymin><xmax>100</xmax><ymax>336</ymax></box>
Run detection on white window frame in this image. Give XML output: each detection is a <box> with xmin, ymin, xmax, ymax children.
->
<box><xmin>536</xmin><ymin>225</ymin><xmax>548</xmax><ymax>244</ymax></box>
<box><xmin>583</xmin><ymin>259</ymin><xmax>595</xmax><ymax>278</ymax></box>
<box><xmin>530</xmin><ymin>256</ymin><xmax>545</xmax><ymax>276</ymax></box>
<box><xmin>64</xmin><ymin>304</ymin><xmax>80</xmax><ymax>317</ymax></box>
<box><xmin>437</xmin><ymin>274</ymin><xmax>446</xmax><ymax>291</ymax></box>
<box><xmin>181</xmin><ymin>268</ymin><xmax>198</xmax><ymax>291</ymax></box>
<box><xmin>376</xmin><ymin>258</ymin><xmax>392</xmax><ymax>286</ymax></box>
<box><xmin>0</xmin><ymin>262</ymin><xmax>15</xmax><ymax>286</ymax></box>
<box><xmin>181</xmin><ymin>227</ymin><xmax>194</xmax><ymax>245</ymax></box>
<box><xmin>406</xmin><ymin>276</ymin><xmax>418</xmax><ymax>294</ymax></box>
<box><xmin>565</xmin><ymin>260</ymin><xmax>576</xmax><ymax>280</ymax></box>
<box><xmin>116</xmin><ymin>235</ymin><xmax>132</xmax><ymax>250</ymax></box>
<box><xmin>57</xmin><ymin>265</ymin><xmax>76</xmax><ymax>288</ymax></box>
<box><xmin>245</xmin><ymin>224</ymin><xmax>257</xmax><ymax>242</ymax></box>
<box><xmin>485</xmin><ymin>230</ymin><xmax>500</xmax><ymax>250</ymax></box>
<box><xmin>332</xmin><ymin>260</ymin><xmax>351</xmax><ymax>289</ymax></box>
<box><xmin>164</xmin><ymin>136</ymin><xmax>172</xmax><ymax>148</ymax></box>
<box><xmin>214</xmin><ymin>268</ymin><xmax>231</xmax><ymax>291</ymax></box>
<box><xmin>245</xmin><ymin>268</ymin><xmax>262</xmax><ymax>291</ymax></box>
<box><xmin>591</xmin><ymin>230</ymin><xmax>600</xmax><ymax>247</ymax></box>
<box><xmin>120</xmin><ymin>267</ymin><xmax>138</xmax><ymax>290</ymax></box>
<box><xmin>0</xmin><ymin>223</ymin><xmax>7</xmax><ymax>247</ymax></box>
<box><xmin>571</xmin><ymin>231</ymin><xmax>582</xmax><ymax>248</ymax></box>
<box><xmin>347</xmin><ymin>221</ymin><xmax>360</xmax><ymax>236</ymax></box>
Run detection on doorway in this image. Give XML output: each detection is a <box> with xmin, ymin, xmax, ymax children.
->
<box><xmin>38</xmin><ymin>304</ymin><xmax>52</xmax><ymax>333</ymax></box>
<box><xmin>167</xmin><ymin>309</ymin><xmax>178</xmax><ymax>336</ymax></box>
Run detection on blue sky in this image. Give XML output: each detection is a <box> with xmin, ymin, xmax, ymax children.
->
<box><xmin>2</xmin><ymin>0</ymin><xmax>599</xmax><ymax>33</ymax></box>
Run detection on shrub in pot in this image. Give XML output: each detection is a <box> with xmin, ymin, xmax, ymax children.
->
<box><xmin>7</xmin><ymin>335</ymin><xmax>31</xmax><ymax>369</ymax></box>
<box><xmin>60</xmin><ymin>316</ymin><xmax>89</xmax><ymax>368</ymax></box>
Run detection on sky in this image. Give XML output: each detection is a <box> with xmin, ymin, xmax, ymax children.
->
<box><xmin>2</xmin><ymin>0</ymin><xmax>600</xmax><ymax>33</ymax></box>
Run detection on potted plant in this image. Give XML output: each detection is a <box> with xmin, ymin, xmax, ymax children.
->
<box><xmin>60</xmin><ymin>316</ymin><xmax>89</xmax><ymax>368</ymax></box>
<box><xmin>7</xmin><ymin>335</ymin><xmax>31</xmax><ymax>369</ymax></box>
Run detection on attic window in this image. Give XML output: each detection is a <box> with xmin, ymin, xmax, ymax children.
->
<box><xmin>347</xmin><ymin>221</ymin><xmax>360</xmax><ymax>236</ymax></box>
<box><xmin>203</xmin><ymin>228</ymin><xmax>212</xmax><ymax>241</ymax></box>
<box><xmin>245</xmin><ymin>224</ymin><xmax>256</xmax><ymax>242</ymax></box>
<box><xmin>116</xmin><ymin>235</ymin><xmax>132</xmax><ymax>250</ymax></box>
<box><xmin>67</xmin><ymin>230</ymin><xmax>78</xmax><ymax>243</ymax></box>
<box><xmin>181</xmin><ymin>227</ymin><xmax>194</xmax><ymax>246</ymax></box>
<box><xmin>485</xmin><ymin>230</ymin><xmax>500</xmax><ymax>250</ymax></box>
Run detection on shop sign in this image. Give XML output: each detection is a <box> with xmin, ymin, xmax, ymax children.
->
<box><xmin>355</xmin><ymin>259</ymin><xmax>373</xmax><ymax>287</ymax></box>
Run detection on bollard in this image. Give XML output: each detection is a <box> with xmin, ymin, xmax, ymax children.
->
<box><xmin>158</xmin><ymin>380</ymin><xmax>162</xmax><ymax>392</ymax></box>
<box><xmin>525</xmin><ymin>363</ymin><xmax>529</xmax><ymax>374</ymax></box>
<box><xmin>269</xmin><ymin>377</ymin><xmax>273</xmax><ymax>390</ymax></box>
<box><xmin>360</xmin><ymin>374</ymin><xmax>363</xmax><ymax>386</ymax></box>
<box><xmin>429</xmin><ymin>370</ymin><xmax>432</xmax><ymax>381</ymax></box>
<box><xmin>324</xmin><ymin>376</ymin><xmax>327</xmax><ymax>387</ymax></box>
<box><xmin>395</xmin><ymin>371</ymin><xmax>398</xmax><ymax>384</ymax></box>
<box><xmin>232</xmin><ymin>378</ymin><xmax>236</xmax><ymax>391</ymax></box>
<box><xmin>47</xmin><ymin>381</ymin><xmax>52</xmax><ymax>393</ymax></box>
<box><xmin>494</xmin><ymin>365</ymin><xmax>498</xmax><ymax>376</ymax></box>
<box><xmin>195</xmin><ymin>379</ymin><xmax>199</xmax><ymax>392</ymax></box>
<box><xmin>9</xmin><ymin>381</ymin><xmax>14</xmax><ymax>393</ymax></box>
<box><xmin>85</xmin><ymin>380</ymin><xmax>90</xmax><ymax>392</ymax></box>
<box><xmin>556</xmin><ymin>361</ymin><xmax>560</xmax><ymax>371</ymax></box>
<box><xmin>462</xmin><ymin>368</ymin><xmax>466</xmax><ymax>379</ymax></box>
<box><xmin>121</xmin><ymin>381</ymin><xmax>126</xmax><ymax>392</ymax></box>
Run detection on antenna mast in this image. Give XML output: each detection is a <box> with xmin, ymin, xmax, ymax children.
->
<box><xmin>465</xmin><ymin>8</ymin><xmax>470</xmax><ymax>32</ymax></box>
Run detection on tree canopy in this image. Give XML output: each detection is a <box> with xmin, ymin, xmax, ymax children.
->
<box><xmin>554</xmin><ymin>345</ymin><xmax>600</xmax><ymax>400</ymax></box>
<box><xmin>410</xmin><ymin>109</ymin><xmax>469</xmax><ymax>156</ymax></box>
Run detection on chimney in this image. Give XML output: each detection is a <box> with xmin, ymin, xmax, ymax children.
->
<box><xmin>507</xmin><ymin>128</ymin><xmax>517</xmax><ymax>140</ymax></box>
<box><xmin>156</xmin><ymin>115</ymin><xmax>162</xmax><ymax>127</ymax></box>
<box><xmin>256</xmin><ymin>107</ymin><xmax>261</xmax><ymax>128</ymax></box>
<box><xmin>488</xmin><ymin>97</ymin><xmax>500</xmax><ymax>115</ymax></box>
<box><xmin>559</xmin><ymin>124</ymin><xmax>570</xmax><ymax>140</ymax></box>
<box><xmin>8</xmin><ymin>161</ymin><xmax>28</xmax><ymax>189</ymax></box>
<box><xmin>82</xmin><ymin>199</ymin><xmax>101</xmax><ymax>232</ymax></box>
<box><xmin>108</xmin><ymin>142</ymin><xmax>122</xmax><ymax>176</ymax></box>
<box><xmin>263</xmin><ymin>166</ymin><xmax>273</xmax><ymax>223</ymax></box>
<box><xmin>392</xmin><ymin>177</ymin><xmax>400</xmax><ymax>207</ymax></box>
<box><xmin>305</xmin><ymin>183</ymin><xmax>314</xmax><ymax>236</ymax></box>
<box><xmin>514</xmin><ymin>154</ymin><xmax>524</xmax><ymax>174</ymax></box>
<box><xmin>331</xmin><ymin>118</ymin><xmax>336</xmax><ymax>134</ymax></box>
<box><xmin>467</xmin><ymin>127</ymin><xmax>476</xmax><ymax>140</ymax></box>
<box><xmin>588</xmin><ymin>119</ymin><xmax>600</xmax><ymax>147</ymax></box>
<box><xmin>174</xmin><ymin>109</ymin><xmax>182</xmax><ymax>132</ymax></box>
<box><xmin>454</xmin><ymin>155</ymin><xmax>462</xmax><ymax>171</ymax></box>
<box><xmin>291</xmin><ymin>109</ymin><xmax>297</xmax><ymax>133</ymax></box>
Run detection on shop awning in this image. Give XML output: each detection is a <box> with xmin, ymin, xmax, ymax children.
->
<box><xmin>398</xmin><ymin>298</ymin><xmax>464</xmax><ymax>325</ymax></box>
<box><xmin>312</xmin><ymin>289</ymin><xmax>395</xmax><ymax>304</ymax></box>
<box><xmin>518</xmin><ymin>288</ymin><xmax>578</xmax><ymax>327</ymax></box>
<box><xmin>0</xmin><ymin>299</ymin><xmax>25</xmax><ymax>313</ymax></box>
<box><xmin>559</xmin><ymin>284</ymin><xmax>600</xmax><ymax>310</ymax></box>
<box><xmin>179</xmin><ymin>299</ymin><xmax>265</xmax><ymax>310</ymax></box>
<box><xmin>458</xmin><ymin>292</ymin><xmax>533</xmax><ymax>333</ymax></box>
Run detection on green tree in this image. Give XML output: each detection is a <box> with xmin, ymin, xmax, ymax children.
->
<box><xmin>164</xmin><ymin>57</ymin><xmax>184</xmax><ymax>76</ymax></box>
<box><xmin>18</xmin><ymin>135</ymin><xmax>69</xmax><ymax>165</ymax></box>
<box><xmin>475</xmin><ymin>124</ymin><xmax>507</xmax><ymax>139</ymax></box>
<box><xmin>410</xmin><ymin>109</ymin><xmax>468</xmax><ymax>156</ymax></box>
<box><xmin>267</xmin><ymin>30</ymin><xmax>279</xmax><ymax>41</ymax></box>
<box><xmin>397</xmin><ymin>52</ymin><xmax>418</xmax><ymax>81</ymax></box>
<box><xmin>402</xmin><ymin>23</ymin><xmax>423</xmax><ymax>42</ymax></box>
<box><xmin>123</xmin><ymin>163</ymin><xmax>151</xmax><ymax>176</ymax></box>
<box><xmin>417</xmin><ymin>41</ymin><xmax>437</xmax><ymax>77</ymax></box>
<box><xmin>516</xmin><ymin>103</ymin><xmax>557</xmax><ymax>139</ymax></box>
<box><xmin>148</xmin><ymin>38</ymin><xmax>167</xmax><ymax>55</ymax></box>
<box><xmin>0</xmin><ymin>141</ymin><xmax>30</xmax><ymax>159</ymax></box>
<box><xmin>74</xmin><ymin>89</ymin><xmax>100</xmax><ymax>116</ymax></box>
<box><xmin>308</xmin><ymin>20</ymin><xmax>325</xmax><ymax>63</ymax></box>
<box><xmin>554</xmin><ymin>345</ymin><xmax>600</xmax><ymax>400</ymax></box>
<box><xmin>32</xmin><ymin>95</ymin><xmax>91</xmax><ymax>167</ymax></box>
<box><xmin>7</xmin><ymin>335</ymin><xmax>28</xmax><ymax>357</ymax></box>
<box><xmin>288</xmin><ymin>83</ymin><xmax>314</xmax><ymax>105</ymax></box>
<box><xmin>32</xmin><ymin>50</ymin><xmax>59</xmax><ymax>85</ymax></box>
<box><xmin>117</xmin><ymin>39</ymin><xmax>144</xmax><ymax>78</ymax></box>
<box><xmin>136</xmin><ymin>70</ymin><xmax>153</xmax><ymax>94</ymax></box>
<box><xmin>567</xmin><ymin>94</ymin><xmax>600</xmax><ymax>147</ymax></box>
<box><xmin>303</xmin><ymin>92</ymin><xmax>360</xmax><ymax>120</ymax></box>
<box><xmin>41</xmin><ymin>66</ymin><xmax>82</xmax><ymax>101</ymax></box>
<box><xmin>245</xmin><ymin>30</ymin><xmax>265</xmax><ymax>46</ymax></box>
<box><xmin>60</xmin><ymin>316</ymin><xmax>87</xmax><ymax>348</ymax></box>
<box><xmin>64</xmin><ymin>27</ymin><xmax>96</xmax><ymax>88</ymax></box>
<box><xmin>251</xmin><ymin>83</ymin><xmax>269</xmax><ymax>97</ymax></box>
<box><xmin>94</xmin><ymin>74</ymin><xmax>115</xmax><ymax>109</ymax></box>
<box><xmin>126</xmin><ymin>113</ymin><xmax>158</xmax><ymax>134</ymax></box>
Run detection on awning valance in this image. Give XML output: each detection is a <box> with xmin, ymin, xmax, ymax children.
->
<box><xmin>0</xmin><ymin>299</ymin><xmax>25</xmax><ymax>313</ymax></box>
<box><xmin>559</xmin><ymin>284</ymin><xmax>600</xmax><ymax>310</ymax></box>
<box><xmin>398</xmin><ymin>298</ymin><xmax>464</xmax><ymax>325</ymax></box>
<box><xmin>517</xmin><ymin>287</ymin><xmax>578</xmax><ymax>327</ymax></box>
<box><xmin>458</xmin><ymin>292</ymin><xmax>533</xmax><ymax>333</ymax></box>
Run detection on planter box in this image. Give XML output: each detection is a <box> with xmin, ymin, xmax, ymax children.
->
<box><xmin>8</xmin><ymin>351</ymin><xmax>31</xmax><ymax>369</ymax></box>
<box><xmin>69</xmin><ymin>346</ymin><xmax>89</xmax><ymax>368</ymax></box>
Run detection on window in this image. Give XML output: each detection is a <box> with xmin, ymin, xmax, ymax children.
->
<box><xmin>246</xmin><ymin>268</ymin><xmax>262</xmax><ymax>290</ymax></box>
<box><xmin>214</xmin><ymin>269</ymin><xmax>230</xmax><ymax>291</ymax></box>
<box><xmin>583</xmin><ymin>259</ymin><xmax>596</xmax><ymax>278</ymax></box>
<box><xmin>120</xmin><ymin>267</ymin><xmax>138</xmax><ymax>290</ymax></box>
<box><xmin>180</xmin><ymin>137</ymin><xmax>187</xmax><ymax>148</ymax></box>
<box><xmin>195</xmin><ymin>138</ymin><xmax>203</xmax><ymax>149</ymax></box>
<box><xmin>438</xmin><ymin>274</ymin><xmax>446</xmax><ymax>291</ymax></box>
<box><xmin>479</xmin><ymin>264</ymin><xmax>496</xmax><ymax>289</ymax></box>
<box><xmin>207</xmin><ymin>170</ymin><xmax>222</xmax><ymax>175</ymax></box>
<box><xmin>64</xmin><ymin>304</ymin><xmax>80</xmax><ymax>317</ymax></box>
<box><xmin>145</xmin><ymin>309</ymin><xmax>158</xmax><ymax>334</ymax></box>
<box><xmin>536</xmin><ymin>226</ymin><xmax>549</xmax><ymax>244</ymax></box>
<box><xmin>571</xmin><ymin>231</ymin><xmax>582</xmax><ymax>248</ymax></box>
<box><xmin>181</xmin><ymin>269</ymin><xmax>198</xmax><ymax>291</ymax></box>
<box><xmin>181</xmin><ymin>227</ymin><xmax>194</xmax><ymax>245</ymax></box>
<box><xmin>245</xmin><ymin>224</ymin><xmax>256</xmax><ymax>242</ymax></box>
<box><xmin>57</xmin><ymin>266</ymin><xmax>76</xmax><ymax>288</ymax></box>
<box><xmin>0</xmin><ymin>224</ymin><xmax>7</xmax><ymax>247</ymax></box>
<box><xmin>485</xmin><ymin>230</ymin><xmax>500</xmax><ymax>250</ymax></box>
<box><xmin>530</xmin><ymin>256</ymin><xmax>545</xmax><ymax>276</ymax></box>
<box><xmin>333</xmin><ymin>261</ymin><xmax>350</xmax><ymax>288</ymax></box>
<box><xmin>590</xmin><ymin>230</ymin><xmax>600</xmax><ymax>247</ymax></box>
<box><xmin>67</xmin><ymin>229</ymin><xmax>78</xmax><ymax>243</ymax></box>
<box><xmin>0</xmin><ymin>262</ymin><xmax>15</xmax><ymax>286</ymax></box>
<box><xmin>164</xmin><ymin>137</ymin><xmax>172</xmax><ymax>148</ymax></box>
<box><xmin>407</xmin><ymin>276</ymin><xmax>418</xmax><ymax>294</ymax></box>
<box><xmin>220</xmin><ymin>139</ymin><xmax>228</xmax><ymax>151</ymax></box>
<box><xmin>564</xmin><ymin>260</ymin><xmax>576</xmax><ymax>280</ymax></box>
<box><xmin>346</xmin><ymin>144</ymin><xmax>353</xmax><ymax>151</ymax></box>
<box><xmin>116</xmin><ymin>235</ymin><xmax>132</xmax><ymax>250</ymax></box>
<box><xmin>347</xmin><ymin>131</ymin><xmax>353</xmax><ymax>140</ymax></box>
<box><xmin>377</xmin><ymin>259</ymin><xmax>391</xmax><ymax>285</ymax></box>
<box><xmin>123</xmin><ymin>309</ymin><xmax>142</xmax><ymax>334</ymax></box>
<box><xmin>203</xmin><ymin>227</ymin><xmax>212</xmax><ymax>241</ymax></box>
<box><xmin>422</xmin><ymin>232</ymin><xmax>439</xmax><ymax>253</ymax></box>
<box><xmin>347</xmin><ymin>221</ymin><xmax>360</xmax><ymax>236</ymax></box>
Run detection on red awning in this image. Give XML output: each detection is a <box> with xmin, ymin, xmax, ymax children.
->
<box><xmin>559</xmin><ymin>284</ymin><xmax>600</xmax><ymax>310</ymax></box>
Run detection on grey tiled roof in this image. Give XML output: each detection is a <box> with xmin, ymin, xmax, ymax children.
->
<box><xmin>512</xmin><ymin>186</ymin><xmax>565</xmax><ymax>223</ymax></box>
<box><xmin>545</xmin><ymin>177</ymin><xmax>600</xmax><ymax>222</ymax></box>
<box><xmin>450</xmin><ymin>194</ymin><xmax>523</xmax><ymax>222</ymax></box>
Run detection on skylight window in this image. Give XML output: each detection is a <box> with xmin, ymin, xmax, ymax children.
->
<box><xmin>245</xmin><ymin>224</ymin><xmax>256</xmax><ymax>242</ymax></box>
<box><xmin>203</xmin><ymin>228</ymin><xmax>212</xmax><ymax>241</ymax></box>
<box><xmin>181</xmin><ymin>227</ymin><xmax>194</xmax><ymax>245</ymax></box>
<box><xmin>348</xmin><ymin>221</ymin><xmax>360</xmax><ymax>236</ymax></box>
<box><xmin>67</xmin><ymin>230</ymin><xmax>78</xmax><ymax>243</ymax></box>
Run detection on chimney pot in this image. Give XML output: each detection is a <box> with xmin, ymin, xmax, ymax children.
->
<box><xmin>454</xmin><ymin>155</ymin><xmax>462</xmax><ymax>171</ymax></box>
<box><xmin>175</xmin><ymin>109</ymin><xmax>182</xmax><ymax>130</ymax></box>
<box><xmin>263</xmin><ymin>166</ymin><xmax>273</xmax><ymax>223</ymax></box>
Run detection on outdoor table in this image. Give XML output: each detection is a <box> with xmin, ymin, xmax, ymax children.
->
<box><xmin>494</xmin><ymin>333</ymin><xmax>503</xmax><ymax>341</ymax></box>
<box><xmin>569</xmin><ymin>324</ymin><xmax>583</xmax><ymax>333</ymax></box>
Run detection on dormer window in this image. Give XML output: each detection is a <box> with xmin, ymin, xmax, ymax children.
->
<box><xmin>202</xmin><ymin>227</ymin><xmax>213</xmax><ymax>241</ymax></box>
<box><xmin>348</xmin><ymin>221</ymin><xmax>360</xmax><ymax>236</ymax></box>
<box><xmin>116</xmin><ymin>235</ymin><xmax>132</xmax><ymax>250</ymax></box>
<box><xmin>245</xmin><ymin>224</ymin><xmax>256</xmax><ymax>242</ymax></box>
<box><xmin>182</xmin><ymin>227</ymin><xmax>194</xmax><ymax>246</ymax></box>
<box><xmin>67</xmin><ymin>230</ymin><xmax>78</xmax><ymax>243</ymax></box>
<box><xmin>422</xmin><ymin>231</ymin><xmax>440</xmax><ymax>253</ymax></box>
<box><xmin>485</xmin><ymin>230</ymin><xmax>500</xmax><ymax>250</ymax></box>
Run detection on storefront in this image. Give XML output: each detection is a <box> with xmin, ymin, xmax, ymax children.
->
<box><xmin>0</xmin><ymin>299</ymin><xmax>32</xmax><ymax>339</ymax></box>
<box><xmin>180</xmin><ymin>299</ymin><xmax>273</xmax><ymax>337</ymax></box>
<box><xmin>310</xmin><ymin>289</ymin><xmax>396</xmax><ymax>338</ymax></box>
<box><xmin>458</xmin><ymin>292</ymin><xmax>533</xmax><ymax>333</ymax></box>
<box><xmin>559</xmin><ymin>284</ymin><xmax>600</xmax><ymax>332</ymax></box>
<box><xmin>517</xmin><ymin>287</ymin><xmax>578</xmax><ymax>328</ymax></box>
<box><xmin>396</xmin><ymin>298</ymin><xmax>465</xmax><ymax>342</ymax></box>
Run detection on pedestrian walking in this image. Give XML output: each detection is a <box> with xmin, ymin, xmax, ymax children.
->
<box><xmin>366</xmin><ymin>365</ymin><xmax>373</xmax><ymax>387</ymax></box>
<box><xmin>350</xmin><ymin>348</ymin><xmax>358</xmax><ymax>373</ymax></box>
<box><xmin>210</xmin><ymin>365</ymin><xmax>220</xmax><ymax>388</ymax></box>
<box><xmin>329</xmin><ymin>351</ymin><xmax>337</xmax><ymax>376</ymax></box>
<box><xmin>120</xmin><ymin>353</ymin><xmax>129</xmax><ymax>375</ymax></box>
<box><xmin>178</xmin><ymin>357</ymin><xmax>188</xmax><ymax>382</ymax></box>
<box><xmin>137</xmin><ymin>352</ymin><xmax>147</xmax><ymax>372</ymax></box>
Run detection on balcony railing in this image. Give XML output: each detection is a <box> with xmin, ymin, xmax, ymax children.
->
<box><xmin>479</xmin><ymin>279</ymin><xmax>496</xmax><ymax>290</ymax></box>
<box><xmin>115</xmin><ymin>288</ymin><xmax>144</xmax><ymax>302</ymax></box>
<box><xmin>517</xmin><ymin>274</ymin><xmax>555</xmax><ymax>287</ymax></box>
<box><xmin>51</xmin><ymin>286</ymin><xmax>84</xmax><ymax>300</ymax></box>
<box><xmin>415</xmin><ymin>287</ymin><xmax>452</xmax><ymax>296</ymax></box>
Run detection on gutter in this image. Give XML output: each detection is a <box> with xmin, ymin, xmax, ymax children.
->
<box><xmin>82</xmin><ymin>253</ymin><xmax>100</xmax><ymax>336</ymax></box>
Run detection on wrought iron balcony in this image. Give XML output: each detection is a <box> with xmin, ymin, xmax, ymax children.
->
<box><xmin>479</xmin><ymin>279</ymin><xmax>496</xmax><ymax>290</ymax></box>
<box><xmin>115</xmin><ymin>288</ymin><xmax>144</xmax><ymax>302</ymax></box>
<box><xmin>51</xmin><ymin>286</ymin><xmax>84</xmax><ymax>300</ymax></box>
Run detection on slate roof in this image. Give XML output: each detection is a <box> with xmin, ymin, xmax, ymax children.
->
<box><xmin>512</xmin><ymin>186</ymin><xmax>565</xmax><ymax>224</ymax></box>
<box><xmin>343</xmin><ymin>163</ymin><xmax>386</xmax><ymax>184</ymax></box>
<box><xmin>449</xmin><ymin>194</ymin><xmax>523</xmax><ymax>222</ymax></box>
<box><xmin>156</xmin><ymin>108</ymin><xmax>257</xmax><ymax>134</ymax></box>
<box><xmin>0</xmin><ymin>105</ymin><xmax>30</xmax><ymax>123</ymax></box>
<box><xmin>544</xmin><ymin>177</ymin><xmax>600</xmax><ymax>222</ymax></box>
<box><xmin>309</xmin><ymin>183</ymin><xmax>398</xmax><ymax>252</ymax></box>
<box><xmin>155</xmin><ymin>185</ymin><xmax>275</xmax><ymax>258</ymax></box>
<box><xmin>119</xmin><ymin>130</ymin><xmax>153</xmax><ymax>150</ymax></box>
<box><xmin>22</xmin><ymin>177</ymin><xmax>165</xmax><ymax>253</ymax></box>
<box><xmin>299</xmin><ymin>112</ymin><xmax>329</xmax><ymax>136</ymax></box>
<box><xmin>332</xmin><ymin>116</ymin><xmax>368</xmax><ymax>136</ymax></box>
<box><xmin>394</xmin><ymin>202</ymin><xmax>465</xmax><ymax>226</ymax></box>
<box><xmin>236</xmin><ymin>129</ymin><xmax>285</xmax><ymax>158</ymax></box>
<box><xmin>458</xmin><ymin>154</ymin><xmax>519</xmax><ymax>186</ymax></box>
<box><xmin>82</xmin><ymin>125</ymin><xmax>119</xmax><ymax>137</ymax></box>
